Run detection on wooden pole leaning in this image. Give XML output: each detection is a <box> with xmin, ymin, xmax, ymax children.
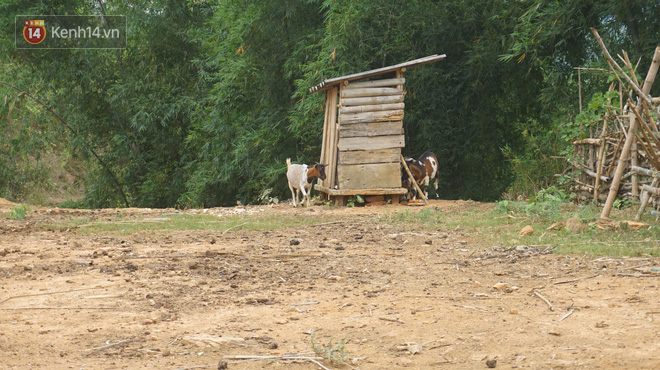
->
<box><xmin>596</xmin><ymin>35</ymin><xmax>660</xmax><ymax>218</ymax></box>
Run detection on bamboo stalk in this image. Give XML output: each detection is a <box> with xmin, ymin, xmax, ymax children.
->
<box><xmin>599</xmin><ymin>41</ymin><xmax>660</xmax><ymax>218</ymax></box>
<box><xmin>641</xmin><ymin>184</ymin><xmax>660</xmax><ymax>195</ymax></box>
<box><xmin>631</xmin><ymin>113</ymin><xmax>639</xmax><ymax>197</ymax></box>
<box><xmin>594</xmin><ymin>118</ymin><xmax>609</xmax><ymax>201</ymax></box>
<box><xmin>590</xmin><ymin>29</ymin><xmax>655</xmax><ymax>107</ymax></box>
<box><xmin>632</xmin><ymin>166</ymin><xmax>660</xmax><ymax>178</ymax></box>
<box><xmin>636</xmin><ymin>178</ymin><xmax>659</xmax><ymax>221</ymax></box>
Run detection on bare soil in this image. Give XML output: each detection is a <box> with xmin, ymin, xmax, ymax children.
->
<box><xmin>0</xmin><ymin>199</ymin><xmax>659</xmax><ymax>369</ymax></box>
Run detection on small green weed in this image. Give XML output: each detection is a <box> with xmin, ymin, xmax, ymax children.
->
<box><xmin>310</xmin><ymin>335</ymin><xmax>350</xmax><ymax>365</ymax></box>
<box><xmin>8</xmin><ymin>204</ymin><xmax>28</xmax><ymax>220</ymax></box>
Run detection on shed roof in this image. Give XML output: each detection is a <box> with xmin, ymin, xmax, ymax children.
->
<box><xmin>308</xmin><ymin>54</ymin><xmax>446</xmax><ymax>94</ymax></box>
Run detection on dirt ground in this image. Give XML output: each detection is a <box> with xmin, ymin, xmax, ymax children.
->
<box><xmin>0</xmin><ymin>198</ymin><xmax>659</xmax><ymax>369</ymax></box>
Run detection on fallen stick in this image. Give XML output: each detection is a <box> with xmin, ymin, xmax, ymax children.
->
<box><xmin>558</xmin><ymin>309</ymin><xmax>575</xmax><ymax>322</ymax></box>
<box><xmin>455</xmin><ymin>304</ymin><xmax>491</xmax><ymax>312</ymax></box>
<box><xmin>222</xmin><ymin>353</ymin><xmax>328</xmax><ymax>369</ymax></box>
<box><xmin>291</xmin><ymin>301</ymin><xmax>319</xmax><ymax>306</ymax></box>
<box><xmin>222</xmin><ymin>222</ymin><xmax>248</xmax><ymax>235</ymax></box>
<box><xmin>0</xmin><ymin>306</ymin><xmax>119</xmax><ymax>310</ymax></box>
<box><xmin>616</xmin><ymin>273</ymin><xmax>659</xmax><ymax>278</ymax></box>
<box><xmin>532</xmin><ymin>290</ymin><xmax>554</xmax><ymax>311</ymax></box>
<box><xmin>224</xmin><ymin>353</ymin><xmax>316</xmax><ymax>360</ymax></box>
<box><xmin>378</xmin><ymin>316</ymin><xmax>404</xmax><ymax>324</ymax></box>
<box><xmin>85</xmin><ymin>338</ymin><xmax>135</xmax><ymax>357</ymax></box>
<box><xmin>553</xmin><ymin>274</ymin><xmax>601</xmax><ymax>285</ymax></box>
<box><xmin>173</xmin><ymin>364</ymin><xmax>216</xmax><ymax>370</ymax></box>
<box><xmin>0</xmin><ymin>285</ymin><xmax>110</xmax><ymax>304</ymax></box>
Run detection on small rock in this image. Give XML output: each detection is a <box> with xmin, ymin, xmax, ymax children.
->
<box><xmin>492</xmin><ymin>282</ymin><xmax>508</xmax><ymax>290</ymax></box>
<box><xmin>519</xmin><ymin>225</ymin><xmax>534</xmax><ymax>236</ymax></box>
<box><xmin>424</xmin><ymin>240</ymin><xmax>433</xmax><ymax>245</ymax></box>
<box><xmin>268</xmin><ymin>342</ymin><xmax>278</xmax><ymax>349</ymax></box>
<box><xmin>334</xmin><ymin>246</ymin><xmax>345</xmax><ymax>251</ymax></box>
<box><xmin>328</xmin><ymin>275</ymin><xmax>342</xmax><ymax>281</ymax></box>
<box><xmin>217</xmin><ymin>361</ymin><xmax>228</xmax><ymax>369</ymax></box>
<box><xmin>548</xmin><ymin>330</ymin><xmax>561</xmax><ymax>336</ymax></box>
<box><xmin>396</xmin><ymin>357</ymin><xmax>412</xmax><ymax>366</ymax></box>
<box><xmin>289</xmin><ymin>239</ymin><xmax>300</xmax><ymax>246</ymax></box>
<box><xmin>204</xmin><ymin>250</ymin><xmax>218</xmax><ymax>257</ymax></box>
<box><xmin>188</xmin><ymin>262</ymin><xmax>199</xmax><ymax>270</ymax></box>
<box><xmin>486</xmin><ymin>358</ymin><xmax>497</xmax><ymax>368</ymax></box>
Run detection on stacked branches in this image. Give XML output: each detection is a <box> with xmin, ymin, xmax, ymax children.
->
<box><xmin>570</xmin><ymin>29</ymin><xmax>660</xmax><ymax>220</ymax></box>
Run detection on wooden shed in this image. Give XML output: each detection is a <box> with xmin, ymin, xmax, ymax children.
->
<box><xmin>309</xmin><ymin>54</ymin><xmax>446</xmax><ymax>205</ymax></box>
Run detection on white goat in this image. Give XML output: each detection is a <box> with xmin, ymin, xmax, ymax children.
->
<box><xmin>286</xmin><ymin>158</ymin><xmax>327</xmax><ymax>207</ymax></box>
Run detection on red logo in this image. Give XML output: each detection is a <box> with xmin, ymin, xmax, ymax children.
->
<box><xmin>23</xmin><ymin>20</ymin><xmax>46</xmax><ymax>44</ymax></box>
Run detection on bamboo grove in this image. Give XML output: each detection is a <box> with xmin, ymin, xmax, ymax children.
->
<box><xmin>1</xmin><ymin>0</ymin><xmax>659</xmax><ymax>207</ymax></box>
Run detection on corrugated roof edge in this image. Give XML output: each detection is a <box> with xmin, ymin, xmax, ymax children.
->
<box><xmin>308</xmin><ymin>54</ymin><xmax>446</xmax><ymax>94</ymax></box>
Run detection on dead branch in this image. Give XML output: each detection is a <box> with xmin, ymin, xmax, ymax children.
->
<box><xmin>0</xmin><ymin>285</ymin><xmax>111</xmax><ymax>305</ymax></box>
<box><xmin>532</xmin><ymin>290</ymin><xmax>554</xmax><ymax>311</ymax></box>
<box><xmin>558</xmin><ymin>309</ymin><xmax>575</xmax><ymax>322</ymax></box>
<box><xmin>553</xmin><ymin>274</ymin><xmax>600</xmax><ymax>285</ymax></box>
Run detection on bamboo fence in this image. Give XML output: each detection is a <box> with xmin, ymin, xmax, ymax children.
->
<box><xmin>568</xmin><ymin>29</ymin><xmax>660</xmax><ymax>220</ymax></box>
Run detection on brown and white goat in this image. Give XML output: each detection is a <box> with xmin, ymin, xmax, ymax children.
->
<box><xmin>401</xmin><ymin>151</ymin><xmax>439</xmax><ymax>199</ymax></box>
<box><xmin>286</xmin><ymin>158</ymin><xmax>327</xmax><ymax>207</ymax></box>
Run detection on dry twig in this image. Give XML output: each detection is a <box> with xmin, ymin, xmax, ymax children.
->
<box><xmin>0</xmin><ymin>285</ymin><xmax>111</xmax><ymax>305</ymax></box>
<box><xmin>532</xmin><ymin>290</ymin><xmax>554</xmax><ymax>311</ymax></box>
<box><xmin>553</xmin><ymin>274</ymin><xmax>600</xmax><ymax>285</ymax></box>
<box><xmin>558</xmin><ymin>309</ymin><xmax>575</xmax><ymax>322</ymax></box>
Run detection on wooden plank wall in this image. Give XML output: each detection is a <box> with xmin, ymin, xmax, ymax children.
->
<box><xmin>336</xmin><ymin>75</ymin><xmax>406</xmax><ymax>190</ymax></box>
<box><xmin>323</xmin><ymin>87</ymin><xmax>339</xmax><ymax>189</ymax></box>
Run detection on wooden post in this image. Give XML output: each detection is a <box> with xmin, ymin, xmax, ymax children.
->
<box><xmin>598</xmin><ymin>40</ymin><xmax>660</xmax><ymax>219</ymax></box>
<box><xmin>593</xmin><ymin>119</ymin><xmax>608</xmax><ymax>201</ymax></box>
<box><xmin>400</xmin><ymin>155</ymin><xmax>428</xmax><ymax>204</ymax></box>
<box><xmin>635</xmin><ymin>178</ymin><xmax>658</xmax><ymax>221</ymax></box>
<box><xmin>630</xmin><ymin>111</ymin><xmax>639</xmax><ymax>198</ymax></box>
<box><xmin>578</xmin><ymin>67</ymin><xmax>583</xmax><ymax>112</ymax></box>
<box><xmin>327</xmin><ymin>87</ymin><xmax>339</xmax><ymax>189</ymax></box>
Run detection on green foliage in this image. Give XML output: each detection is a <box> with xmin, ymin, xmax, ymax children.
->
<box><xmin>310</xmin><ymin>335</ymin><xmax>350</xmax><ymax>365</ymax></box>
<box><xmin>8</xmin><ymin>204</ymin><xmax>27</xmax><ymax>220</ymax></box>
<box><xmin>347</xmin><ymin>195</ymin><xmax>364</xmax><ymax>207</ymax></box>
<box><xmin>497</xmin><ymin>186</ymin><xmax>570</xmax><ymax>221</ymax></box>
<box><xmin>613</xmin><ymin>198</ymin><xmax>633</xmax><ymax>210</ymax></box>
<box><xmin>2</xmin><ymin>0</ymin><xmax>660</xmax><ymax>207</ymax></box>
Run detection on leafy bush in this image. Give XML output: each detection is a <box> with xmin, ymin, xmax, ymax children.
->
<box><xmin>8</xmin><ymin>204</ymin><xmax>27</xmax><ymax>220</ymax></box>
